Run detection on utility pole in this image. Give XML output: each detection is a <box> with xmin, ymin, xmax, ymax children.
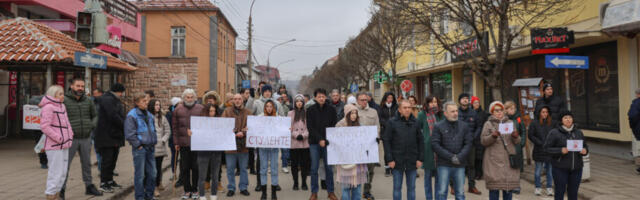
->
<box><xmin>246</xmin><ymin>0</ymin><xmax>256</xmax><ymax>87</ymax></box>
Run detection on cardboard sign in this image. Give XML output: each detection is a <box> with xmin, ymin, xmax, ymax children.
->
<box><xmin>567</xmin><ymin>140</ymin><xmax>583</xmax><ymax>152</ymax></box>
<box><xmin>498</xmin><ymin>123</ymin><xmax>514</xmax><ymax>135</ymax></box>
<box><xmin>190</xmin><ymin>117</ymin><xmax>237</xmax><ymax>151</ymax></box>
<box><xmin>23</xmin><ymin>105</ymin><xmax>41</xmax><ymax>130</ymax></box>
<box><xmin>326</xmin><ymin>126</ymin><xmax>379</xmax><ymax>165</ymax></box>
<box><xmin>246</xmin><ymin>116</ymin><xmax>292</xmax><ymax>148</ymax></box>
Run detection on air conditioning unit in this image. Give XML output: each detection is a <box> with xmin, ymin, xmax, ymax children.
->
<box><xmin>408</xmin><ymin>62</ymin><xmax>416</xmax><ymax>71</ymax></box>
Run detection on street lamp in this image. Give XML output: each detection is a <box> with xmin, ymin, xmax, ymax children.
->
<box><xmin>266</xmin><ymin>38</ymin><xmax>295</xmax><ymax>84</ymax></box>
<box><xmin>275</xmin><ymin>59</ymin><xmax>295</xmax><ymax>84</ymax></box>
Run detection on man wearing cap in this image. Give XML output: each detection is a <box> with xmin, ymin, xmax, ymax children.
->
<box><xmin>535</xmin><ymin>83</ymin><xmax>567</xmax><ymax>124</ymax></box>
<box><xmin>456</xmin><ymin>93</ymin><xmax>481</xmax><ymax>195</ymax></box>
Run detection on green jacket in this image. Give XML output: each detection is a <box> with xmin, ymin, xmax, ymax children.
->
<box><xmin>417</xmin><ymin>110</ymin><xmax>444</xmax><ymax>170</ymax></box>
<box><xmin>64</xmin><ymin>93</ymin><xmax>97</xmax><ymax>139</ymax></box>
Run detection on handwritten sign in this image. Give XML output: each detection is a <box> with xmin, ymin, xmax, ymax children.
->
<box><xmin>499</xmin><ymin>123</ymin><xmax>514</xmax><ymax>134</ymax></box>
<box><xmin>326</xmin><ymin>126</ymin><xmax>379</xmax><ymax>165</ymax></box>
<box><xmin>190</xmin><ymin>116</ymin><xmax>237</xmax><ymax>151</ymax></box>
<box><xmin>567</xmin><ymin>140</ymin><xmax>583</xmax><ymax>152</ymax></box>
<box><xmin>24</xmin><ymin>105</ymin><xmax>41</xmax><ymax>130</ymax></box>
<box><xmin>247</xmin><ymin>116</ymin><xmax>291</xmax><ymax>148</ymax></box>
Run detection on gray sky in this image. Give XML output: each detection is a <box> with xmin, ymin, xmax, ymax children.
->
<box><xmin>213</xmin><ymin>0</ymin><xmax>372</xmax><ymax>81</ymax></box>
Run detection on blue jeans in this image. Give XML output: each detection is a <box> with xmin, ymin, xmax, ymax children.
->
<box><xmin>310</xmin><ymin>144</ymin><xmax>334</xmax><ymax>193</ymax></box>
<box><xmin>436</xmin><ymin>166</ymin><xmax>465</xmax><ymax>200</ymax></box>
<box><xmin>225</xmin><ymin>153</ymin><xmax>249</xmax><ymax>191</ymax></box>
<box><xmin>535</xmin><ymin>162</ymin><xmax>553</xmax><ymax>188</ymax></box>
<box><xmin>281</xmin><ymin>148</ymin><xmax>290</xmax><ymax>167</ymax></box>
<box><xmin>259</xmin><ymin>148</ymin><xmax>279</xmax><ymax>186</ymax></box>
<box><xmin>489</xmin><ymin>190</ymin><xmax>512</xmax><ymax>200</ymax></box>
<box><xmin>424</xmin><ymin>169</ymin><xmax>436</xmax><ymax>200</ymax></box>
<box><xmin>132</xmin><ymin>146</ymin><xmax>156</xmax><ymax>200</ymax></box>
<box><xmin>392</xmin><ymin>168</ymin><xmax>417</xmax><ymax>200</ymax></box>
<box><xmin>341</xmin><ymin>184</ymin><xmax>362</xmax><ymax>200</ymax></box>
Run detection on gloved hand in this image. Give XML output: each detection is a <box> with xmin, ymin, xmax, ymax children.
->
<box><xmin>451</xmin><ymin>154</ymin><xmax>461</xmax><ymax>165</ymax></box>
<box><xmin>296</xmin><ymin>135</ymin><xmax>304</xmax><ymax>141</ymax></box>
<box><xmin>325</xmin><ymin>140</ymin><xmax>330</xmax><ymax>146</ymax></box>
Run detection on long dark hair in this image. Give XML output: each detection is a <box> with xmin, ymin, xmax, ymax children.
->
<box><xmin>148</xmin><ymin>99</ymin><xmax>162</xmax><ymax>118</ymax></box>
<box><xmin>264</xmin><ymin>100</ymin><xmax>277</xmax><ymax>116</ymax></box>
<box><xmin>538</xmin><ymin>106</ymin><xmax>552</xmax><ymax>126</ymax></box>
<box><xmin>201</xmin><ymin>104</ymin><xmax>219</xmax><ymax>117</ymax></box>
<box><xmin>293</xmin><ymin>99</ymin><xmax>306</xmax><ymax>123</ymax></box>
<box><xmin>346</xmin><ymin>110</ymin><xmax>360</xmax><ymax>126</ymax></box>
<box><xmin>379</xmin><ymin>92</ymin><xmax>397</xmax><ymax>107</ymax></box>
<box><xmin>422</xmin><ymin>95</ymin><xmax>442</xmax><ymax>114</ymax></box>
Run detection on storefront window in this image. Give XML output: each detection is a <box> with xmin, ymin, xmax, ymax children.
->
<box><xmin>463</xmin><ymin>68</ymin><xmax>473</xmax><ymax>95</ymax></box>
<box><xmin>18</xmin><ymin>72</ymin><xmax>45</xmax><ymax>106</ymax></box>
<box><xmin>430</xmin><ymin>71</ymin><xmax>452</xmax><ymax>102</ymax></box>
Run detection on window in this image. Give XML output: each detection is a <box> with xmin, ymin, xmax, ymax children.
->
<box><xmin>171</xmin><ymin>27</ymin><xmax>185</xmax><ymax>57</ymax></box>
<box><xmin>430</xmin><ymin>71</ymin><xmax>452</xmax><ymax>102</ymax></box>
<box><xmin>462</xmin><ymin>68</ymin><xmax>473</xmax><ymax>95</ymax></box>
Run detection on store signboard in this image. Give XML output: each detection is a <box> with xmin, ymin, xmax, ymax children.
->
<box><xmin>531</xmin><ymin>27</ymin><xmax>574</xmax><ymax>54</ymax></box>
<box><xmin>452</xmin><ymin>32</ymin><xmax>488</xmax><ymax>62</ymax></box>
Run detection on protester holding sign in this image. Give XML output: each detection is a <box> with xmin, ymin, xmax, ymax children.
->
<box><xmin>544</xmin><ymin>111</ymin><xmax>588</xmax><ymax>200</ymax></box>
<box><xmin>417</xmin><ymin>96</ymin><xmax>443</xmax><ymax>200</ymax></box>
<box><xmin>289</xmin><ymin>94</ymin><xmax>310</xmax><ymax>191</ymax></box>
<box><xmin>194</xmin><ymin>104</ymin><xmax>224</xmax><ymax>200</ymax></box>
<box><xmin>172</xmin><ymin>89</ymin><xmax>204</xmax><ymax>199</ymax></box>
<box><xmin>335</xmin><ymin>104</ymin><xmax>368</xmax><ymax>200</ymax></box>
<box><xmin>124</xmin><ymin>94</ymin><xmax>158</xmax><ymax>200</ymax></box>
<box><xmin>221</xmin><ymin>94</ymin><xmax>252</xmax><ymax>197</ymax></box>
<box><xmin>257</xmin><ymin>100</ymin><xmax>282</xmax><ymax>200</ymax></box>
<box><xmin>480</xmin><ymin>101</ymin><xmax>521</xmax><ymax>200</ymax></box>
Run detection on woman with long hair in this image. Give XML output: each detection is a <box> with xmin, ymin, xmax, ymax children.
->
<box><xmin>417</xmin><ymin>95</ymin><xmax>443</xmax><ymax>200</ymax></box>
<box><xmin>335</xmin><ymin>104</ymin><xmax>368</xmax><ymax>200</ymax></box>
<box><xmin>408</xmin><ymin>95</ymin><xmax>420</xmax><ymax>118</ymax></box>
<box><xmin>259</xmin><ymin>100</ymin><xmax>280</xmax><ymax>200</ymax></box>
<box><xmin>528</xmin><ymin>106</ymin><xmax>554</xmax><ymax>196</ymax></box>
<box><xmin>289</xmin><ymin>94</ymin><xmax>310</xmax><ymax>191</ymax></box>
<box><xmin>148</xmin><ymin>99</ymin><xmax>171</xmax><ymax>197</ymax></box>
<box><xmin>196</xmin><ymin>104</ymin><xmax>223</xmax><ymax>200</ymax></box>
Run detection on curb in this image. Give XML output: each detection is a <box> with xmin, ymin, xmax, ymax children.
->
<box><xmin>107</xmin><ymin>165</ymin><xmax>172</xmax><ymax>200</ymax></box>
<box><xmin>520</xmin><ymin>165</ymin><xmax>591</xmax><ymax>200</ymax></box>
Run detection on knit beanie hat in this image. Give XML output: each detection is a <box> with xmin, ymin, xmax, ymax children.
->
<box><xmin>543</xmin><ymin>83</ymin><xmax>553</xmax><ymax>91</ymax></box>
<box><xmin>343</xmin><ymin>104</ymin><xmax>358</xmax><ymax>118</ymax></box>
<box><xmin>489</xmin><ymin>101</ymin><xmax>505</xmax><ymax>114</ymax></box>
<box><xmin>294</xmin><ymin>94</ymin><xmax>304</xmax><ymax>102</ymax></box>
<box><xmin>261</xmin><ymin>84</ymin><xmax>273</xmax><ymax>96</ymax></box>
<box><xmin>471</xmin><ymin>96</ymin><xmax>480</xmax><ymax>105</ymax></box>
<box><xmin>559</xmin><ymin>110</ymin><xmax>573</xmax><ymax>119</ymax></box>
<box><xmin>458</xmin><ymin>93</ymin><xmax>470</xmax><ymax>102</ymax></box>
<box><xmin>347</xmin><ymin>96</ymin><xmax>357</xmax><ymax>105</ymax></box>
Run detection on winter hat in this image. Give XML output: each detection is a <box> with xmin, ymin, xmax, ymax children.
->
<box><xmin>294</xmin><ymin>94</ymin><xmax>304</xmax><ymax>102</ymax></box>
<box><xmin>347</xmin><ymin>96</ymin><xmax>357</xmax><ymax>105</ymax></box>
<box><xmin>559</xmin><ymin>110</ymin><xmax>573</xmax><ymax>119</ymax></box>
<box><xmin>110</xmin><ymin>83</ymin><xmax>125</xmax><ymax>92</ymax></box>
<box><xmin>471</xmin><ymin>96</ymin><xmax>480</xmax><ymax>105</ymax></box>
<box><xmin>170</xmin><ymin>97</ymin><xmax>182</xmax><ymax>106</ymax></box>
<box><xmin>458</xmin><ymin>93</ymin><xmax>470</xmax><ymax>102</ymax></box>
<box><xmin>273</xmin><ymin>93</ymin><xmax>281</xmax><ymax>101</ymax></box>
<box><xmin>489</xmin><ymin>101</ymin><xmax>505</xmax><ymax>114</ymax></box>
<box><xmin>542</xmin><ymin>83</ymin><xmax>553</xmax><ymax>92</ymax></box>
<box><xmin>343</xmin><ymin>104</ymin><xmax>358</xmax><ymax>118</ymax></box>
<box><xmin>261</xmin><ymin>84</ymin><xmax>273</xmax><ymax>95</ymax></box>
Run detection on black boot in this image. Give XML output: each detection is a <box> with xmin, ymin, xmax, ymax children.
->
<box><xmin>260</xmin><ymin>185</ymin><xmax>267</xmax><ymax>200</ymax></box>
<box><xmin>59</xmin><ymin>188</ymin><xmax>65</xmax><ymax>200</ymax></box>
<box><xmin>85</xmin><ymin>184</ymin><xmax>103</xmax><ymax>196</ymax></box>
<box><xmin>271</xmin><ymin>185</ymin><xmax>278</xmax><ymax>200</ymax></box>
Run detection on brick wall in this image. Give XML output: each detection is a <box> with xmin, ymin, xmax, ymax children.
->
<box><xmin>124</xmin><ymin>57</ymin><xmax>198</xmax><ymax>110</ymax></box>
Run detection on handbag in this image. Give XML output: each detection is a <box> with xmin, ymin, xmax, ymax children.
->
<box><xmin>34</xmin><ymin>134</ymin><xmax>45</xmax><ymax>153</ymax></box>
<box><xmin>499</xmin><ymin>134</ymin><xmax>522</xmax><ymax>169</ymax></box>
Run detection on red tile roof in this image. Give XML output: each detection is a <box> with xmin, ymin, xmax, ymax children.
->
<box><xmin>236</xmin><ymin>49</ymin><xmax>247</xmax><ymax>65</ymax></box>
<box><xmin>132</xmin><ymin>0</ymin><xmax>219</xmax><ymax>11</ymax></box>
<box><xmin>255</xmin><ymin>65</ymin><xmax>280</xmax><ymax>80</ymax></box>
<box><xmin>0</xmin><ymin>18</ymin><xmax>136</xmax><ymax>71</ymax></box>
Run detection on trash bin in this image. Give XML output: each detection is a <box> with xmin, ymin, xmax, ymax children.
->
<box><xmin>582</xmin><ymin>154</ymin><xmax>590</xmax><ymax>182</ymax></box>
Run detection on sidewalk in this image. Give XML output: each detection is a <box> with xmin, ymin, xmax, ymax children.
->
<box><xmin>0</xmin><ymin>138</ymin><xmax>170</xmax><ymax>200</ymax></box>
<box><xmin>521</xmin><ymin>153</ymin><xmax>640</xmax><ymax>200</ymax></box>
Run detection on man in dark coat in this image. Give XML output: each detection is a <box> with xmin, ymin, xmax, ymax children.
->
<box><xmin>383</xmin><ymin>100</ymin><xmax>424</xmax><ymax>200</ymax></box>
<box><xmin>94</xmin><ymin>83</ymin><xmax>126</xmax><ymax>193</ymax></box>
<box><xmin>471</xmin><ymin>96</ymin><xmax>489</xmax><ymax>180</ymax></box>
<box><xmin>329</xmin><ymin>89</ymin><xmax>345</xmax><ymax>120</ymax></box>
<box><xmin>306</xmin><ymin>88</ymin><xmax>338</xmax><ymax>200</ymax></box>
<box><xmin>172</xmin><ymin>89</ymin><xmax>204</xmax><ymax>197</ymax></box>
<box><xmin>535</xmin><ymin>83</ymin><xmax>567</xmax><ymax>124</ymax></box>
<box><xmin>457</xmin><ymin>93</ymin><xmax>480</xmax><ymax>194</ymax></box>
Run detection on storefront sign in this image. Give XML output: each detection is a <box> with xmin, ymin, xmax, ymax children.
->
<box><xmin>401</xmin><ymin>80</ymin><xmax>413</xmax><ymax>92</ymax></box>
<box><xmin>374</xmin><ymin>70</ymin><xmax>387</xmax><ymax>84</ymax></box>
<box><xmin>545</xmin><ymin>55</ymin><xmax>589</xmax><ymax>69</ymax></box>
<box><xmin>23</xmin><ymin>105</ymin><xmax>41</xmax><ymax>130</ymax></box>
<box><xmin>97</xmin><ymin>26</ymin><xmax>122</xmax><ymax>55</ymax></box>
<box><xmin>171</xmin><ymin>74</ymin><xmax>188</xmax><ymax>86</ymax></box>
<box><xmin>74</xmin><ymin>52</ymin><xmax>107</xmax><ymax>69</ymax></box>
<box><xmin>452</xmin><ymin>32</ymin><xmax>488</xmax><ymax>62</ymax></box>
<box><xmin>530</xmin><ymin>28</ymin><xmax>574</xmax><ymax>54</ymax></box>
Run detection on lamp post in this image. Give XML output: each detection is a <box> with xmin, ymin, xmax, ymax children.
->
<box><xmin>246</xmin><ymin>0</ymin><xmax>256</xmax><ymax>85</ymax></box>
<box><xmin>266</xmin><ymin>38</ymin><xmax>295</xmax><ymax>84</ymax></box>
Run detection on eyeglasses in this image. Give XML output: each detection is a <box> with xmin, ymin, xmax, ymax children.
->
<box><xmin>493</xmin><ymin>109</ymin><xmax>504</xmax><ymax>112</ymax></box>
<box><xmin>358</xmin><ymin>99</ymin><xmax>368</xmax><ymax>102</ymax></box>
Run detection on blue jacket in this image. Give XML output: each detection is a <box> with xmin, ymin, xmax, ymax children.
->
<box><xmin>125</xmin><ymin>108</ymin><xmax>157</xmax><ymax>148</ymax></box>
<box><xmin>628</xmin><ymin>98</ymin><xmax>640</xmax><ymax>141</ymax></box>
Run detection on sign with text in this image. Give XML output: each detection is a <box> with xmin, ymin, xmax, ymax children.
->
<box><xmin>567</xmin><ymin>140</ymin><xmax>583</xmax><ymax>152</ymax></box>
<box><xmin>545</xmin><ymin>55</ymin><xmax>589</xmax><ymax>69</ymax></box>
<box><xmin>170</xmin><ymin>74</ymin><xmax>188</xmax><ymax>86</ymax></box>
<box><xmin>247</xmin><ymin>116</ymin><xmax>292</xmax><ymax>148</ymax></box>
<box><xmin>74</xmin><ymin>51</ymin><xmax>107</xmax><ymax>69</ymax></box>
<box><xmin>326</xmin><ymin>126</ymin><xmax>379</xmax><ymax>165</ymax></box>
<box><xmin>530</xmin><ymin>28</ymin><xmax>574</xmax><ymax>50</ymax></box>
<box><xmin>97</xmin><ymin>25</ymin><xmax>122</xmax><ymax>54</ymax></box>
<box><xmin>190</xmin><ymin>117</ymin><xmax>237</xmax><ymax>151</ymax></box>
<box><xmin>23</xmin><ymin>105</ymin><xmax>41</xmax><ymax>130</ymax></box>
<box><xmin>498</xmin><ymin>123</ymin><xmax>514</xmax><ymax>135</ymax></box>
<box><xmin>452</xmin><ymin>32</ymin><xmax>488</xmax><ymax>62</ymax></box>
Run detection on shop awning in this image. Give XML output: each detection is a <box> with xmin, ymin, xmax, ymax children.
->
<box><xmin>512</xmin><ymin>78</ymin><xmax>543</xmax><ymax>87</ymax></box>
<box><xmin>0</xmin><ymin>17</ymin><xmax>136</xmax><ymax>71</ymax></box>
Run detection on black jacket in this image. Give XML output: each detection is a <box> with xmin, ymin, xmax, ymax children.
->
<box><xmin>627</xmin><ymin>98</ymin><xmax>640</xmax><ymax>141</ymax></box>
<box><xmin>383</xmin><ymin>115</ymin><xmax>424</xmax><ymax>170</ymax></box>
<box><xmin>458</xmin><ymin>106</ymin><xmax>477</xmax><ymax>134</ymax></box>
<box><xmin>306</xmin><ymin>103</ymin><xmax>337</xmax><ymax>145</ymax></box>
<box><xmin>431</xmin><ymin>119</ymin><xmax>473</xmax><ymax>167</ymax></box>
<box><xmin>544</xmin><ymin>125</ymin><xmax>589</xmax><ymax>170</ymax></box>
<box><xmin>535</xmin><ymin>95</ymin><xmax>567</xmax><ymax>123</ymax></box>
<box><xmin>330</xmin><ymin>100</ymin><xmax>346</xmax><ymax>120</ymax></box>
<box><xmin>94</xmin><ymin>92</ymin><xmax>126</xmax><ymax>148</ymax></box>
<box><xmin>528</xmin><ymin>119</ymin><xmax>554</xmax><ymax>162</ymax></box>
<box><xmin>473</xmin><ymin>108</ymin><xmax>489</xmax><ymax>147</ymax></box>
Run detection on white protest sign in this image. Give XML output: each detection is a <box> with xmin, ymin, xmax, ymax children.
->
<box><xmin>190</xmin><ymin>116</ymin><xmax>237</xmax><ymax>151</ymax></box>
<box><xmin>23</xmin><ymin>105</ymin><xmax>41</xmax><ymax>130</ymax></box>
<box><xmin>326</xmin><ymin>126</ymin><xmax>379</xmax><ymax>165</ymax></box>
<box><xmin>246</xmin><ymin>116</ymin><xmax>291</xmax><ymax>148</ymax></box>
<box><xmin>498</xmin><ymin>123</ymin><xmax>514</xmax><ymax>135</ymax></box>
<box><xmin>567</xmin><ymin>140</ymin><xmax>583</xmax><ymax>152</ymax></box>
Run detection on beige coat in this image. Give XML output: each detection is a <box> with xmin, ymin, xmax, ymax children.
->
<box><xmin>356</xmin><ymin>104</ymin><xmax>380</xmax><ymax>134</ymax></box>
<box><xmin>481</xmin><ymin>115</ymin><xmax>521</xmax><ymax>191</ymax></box>
<box><xmin>154</xmin><ymin>114</ymin><xmax>171</xmax><ymax>157</ymax></box>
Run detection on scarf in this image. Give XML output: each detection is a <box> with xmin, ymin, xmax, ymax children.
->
<box><xmin>426</xmin><ymin>107</ymin><xmax>438</xmax><ymax>133</ymax></box>
<box><xmin>562</xmin><ymin>124</ymin><xmax>574</xmax><ymax>132</ymax></box>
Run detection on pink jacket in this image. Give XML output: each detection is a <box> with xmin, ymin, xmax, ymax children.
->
<box><xmin>289</xmin><ymin>111</ymin><xmax>309</xmax><ymax>149</ymax></box>
<box><xmin>40</xmin><ymin>96</ymin><xmax>73</xmax><ymax>150</ymax></box>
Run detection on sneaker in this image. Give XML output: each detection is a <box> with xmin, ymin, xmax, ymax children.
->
<box><xmin>181</xmin><ymin>192</ymin><xmax>191</xmax><ymax>199</ymax></box>
<box><xmin>113</xmin><ymin>171</ymin><xmax>119</xmax><ymax>176</ymax></box>
<box><xmin>210</xmin><ymin>195</ymin><xmax>218</xmax><ymax>200</ymax></box>
<box><xmin>240</xmin><ymin>190</ymin><xmax>250</xmax><ymax>196</ymax></box>
<box><xmin>154</xmin><ymin>190</ymin><xmax>160</xmax><ymax>197</ymax></box>
<box><xmin>191</xmin><ymin>193</ymin><xmax>200</xmax><ymax>200</ymax></box>
<box><xmin>282</xmin><ymin>167</ymin><xmax>290</xmax><ymax>174</ymax></box>
<box><xmin>85</xmin><ymin>184</ymin><xmax>103</xmax><ymax>196</ymax></box>
<box><xmin>226</xmin><ymin>190</ymin><xmax>235</xmax><ymax>197</ymax></box>
<box><xmin>108</xmin><ymin>181</ymin><xmax>122</xmax><ymax>189</ymax></box>
<box><xmin>100</xmin><ymin>183</ymin><xmax>114</xmax><ymax>193</ymax></box>
<box><xmin>534</xmin><ymin>188</ymin><xmax>542</xmax><ymax>196</ymax></box>
<box><xmin>546</xmin><ymin>188</ymin><xmax>554</xmax><ymax>196</ymax></box>
<box><xmin>41</xmin><ymin>164</ymin><xmax>48</xmax><ymax>169</ymax></box>
<box><xmin>198</xmin><ymin>197</ymin><xmax>207</xmax><ymax>200</ymax></box>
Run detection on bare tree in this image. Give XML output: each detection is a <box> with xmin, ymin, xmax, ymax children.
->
<box><xmin>387</xmin><ymin>0</ymin><xmax>572</xmax><ymax>100</ymax></box>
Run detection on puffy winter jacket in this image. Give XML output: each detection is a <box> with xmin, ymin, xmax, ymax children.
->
<box><xmin>63</xmin><ymin>93</ymin><xmax>97</xmax><ymax>139</ymax></box>
<box><xmin>431</xmin><ymin>119</ymin><xmax>473</xmax><ymax>167</ymax></box>
<box><xmin>383</xmin><ymin>115</ymin><xmax>424</xmax><ymax>170</ymax></box>
<box><xmin>528</xmin><ymin>119</ymin><xmax>554</xmax><ymax>162</ymax></box>
<box><xmin>40</xmin><ymin>96</ymin><xmax>74</xmax><ymax>150</ymax></box>
<box><xmin>125</xmin><ymin>108</ymin><xmax>157</xmax><ymax>149</ymax></box>
<box><xmin>172</xmin><ymin>103</ymin><xmax>204</xmax><ymax>147</ymax></box>
<box><xmin>153</xmin><ymin>114</ymin><xmax>171</xmax><ymax>157</ymax></box>
<box><xmin>544</xmin><ymin>125</ymin><xmax>589</xmax><ymax>170</ymax></box>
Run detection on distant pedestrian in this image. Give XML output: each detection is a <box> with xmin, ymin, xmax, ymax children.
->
<box><xmin>307</xmin><ymin>88</ymin><xmax>338</xmax><ymax>200</ymax></box>
<box><xmin>125</xmin><ymin>93</ymin><xmax>158</xmax><ymax>200</ymax></box>
<box><xmin>457</xmin><ymin>93</ymin><xmax>480</xmax><ymax>195</ymax></box>
<box><xmin>173</xmin><ymin>89</ymin><xmax>205</xmax><ymax>199</ymax></box>
<box><xmin>627</xmin><ymin>88</ymin><xmax>640</xmax><ymax>174</ymax></box>
<box><xmin>336</xmin><ymin>104</ymin><xmax>369</xmax><ymax>200</ymax></box>
<box><xmin>383</xmin><ymin>100</ymin><xmax>424</xmax><ymax>200</ymax></box>
<box><xmin>196</xmin><ymin>104</ymin><xmax>224</xmax><ymax>200</ymax></box>
<box><xmin>355</xmin><ymin>92</ymin><xmax>380</xmax><ymax>200</ymax></box>
<box><xmin>379</xmin><ymin>92</ymin><xmax>398</xmax><ymax>177</ymax></box>
<box><xmin>544</xmin><ymin>111</ymin><xmax>589</xmax><ymax>200</ymax></box>
<box><xmin>289</xmin><ymin>94</ymin><xmax>310</xmax><ymax>191</ymax></box>
<box><xmin>535</xmin><ymin>83</ymin><xmax>567</xmax><ymax>124</ymax></box>
<box><xmin>408</xmin><ymin>95</ymin><xmax>419</xmax><ymax>118</ymax></box>
<box><xmin>480</xmin><ymin>101</ymin><xmax>521</xmax><ymax>200</ymax></box>
<box><xmin>149</xmin><ymin>99</ymin><xmax>171</xmax><ymax>196</ymax></box>
<box><xmin>95</xmin><ymin>83</ymin><xmax>127</xmax><ymax>193</ymax></box>
<box><xmin>471</xmin><ymin>96</ymin><xmax>489</xmax><ymax>179</ymax></box>
<box><xmin>330</xmin><ymin>89</ymin><xmax>346</xmax><ymax>120</ymax></box>
<box><xmin>222</xmin><ymin>94</ymin><xmax>251</xmax><ymax>197</ymax></box>
<box><xmin>528</xmin><ymin>106</ymin><xmax>554</xmax><ymax>196</ymax></box>
<box><xmin>417</xmin><ymin>96</ymin><xmax>444</xmax><ymax>200</ymax></box>
<box><xmin>40</xmin><ymin>85</ymin><xmax>73</xmax><ymax>200</ymax></box>
<box><xmin>432</xmin><ymin>101</ymin><xmax>473</xmax><ymax>200</ymax></box>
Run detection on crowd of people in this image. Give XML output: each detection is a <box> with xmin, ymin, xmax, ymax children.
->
<box><xmin>36</xmin><ymin>79</ymin><xmax>592</xmax><ymax>200</ymax></box>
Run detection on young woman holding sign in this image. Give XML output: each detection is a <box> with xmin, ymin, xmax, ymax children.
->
<box><xmin>289</xmin><ymin>94</ymin><xmax>310</xmax><ymax>191</ymax></box>
<box><xmin>480</xmin><ymin>101</ymin><xmax>521</xmax><ymax>200</ymax></box>
<box><xmin>259</xmin><ymin>100</ymin><xmax>280</xmax><ymax>200</ymax></box>
<box><xmin>544</xmin><ymin>111</ymin><xmax>588</xmax><ymax>200</ymax></box>
<box><xmin>196</xmin><ymin>104</ymin><xmax>223</xmax><ymax>200</ymax></box>
<box><xmin>335</xmin><ymin>104</ymin><xmax>368</xmax><ymax>200</ymax></box>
